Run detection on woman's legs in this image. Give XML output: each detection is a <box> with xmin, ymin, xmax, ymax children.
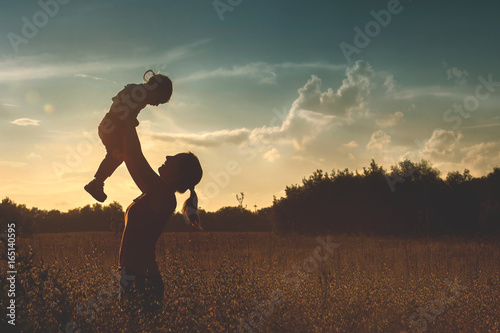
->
<box><xmin>119</xmin><ymin>249</ymin><xmax>164</xmax><ymax>310</ymax></box>
<box><xmin>144</xmin><ymin>254</ymin><xmax>164</xmax><ymax>310</ymax></box>
<box><xmin>119</xmin><ymin>268</ymin><xmax>145</xmax><ymax>302</ymax></box>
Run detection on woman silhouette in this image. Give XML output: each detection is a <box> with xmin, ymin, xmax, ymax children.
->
<box><xmin>118</xmin><ymin>114</ymin><xmax>203</xmax><ymax>306</ymax></box>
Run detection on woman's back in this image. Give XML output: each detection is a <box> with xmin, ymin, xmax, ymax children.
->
<box><xmin>119</xmin><ymin>185</ymin><xmax>176</xmax><ymax>273</ymax></box>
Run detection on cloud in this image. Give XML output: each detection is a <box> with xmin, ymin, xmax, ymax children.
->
<box><xmin>11</xmin><ymin>118</ymin><xmax>40</xmax><ymax>126</ymax></box>
<box><xmin>275</xmin><ymin>108</ymin><xmax>336</xmax><ymax>149</ymax></box>
<box><xmin>460</xmin><ymin>141</ymin><xmax>500</xmax><ymax>175</ymax></box>
<box><xmin>151</xmin><ymin>128</ymin><xmax>250</xmax><ymax>147</ymax></box>
<box><xmin>74</xmin><ymin>73</ymin><xmax>113</xmax><ymax>82</ymax></box>
<box><xmin>0</xmin><ymin>161</ymin><xmax>26</xmax><ymax>168</ymax></box>
<box><xmin>367</xmin><ymin>130</ymin><xmax>391</xmax><ymax>151</ymax></box>
<box><xmin>263</xmin><ymin>147</ymin><xmax>280</xmax><ymax>162</ymax></box>
<box><xmin>400</xmin><ymin>130</ymin><xmax>500</xmax><ymax>176</ymax></box>
<box><xmin>152</xmin><ymin>67</ymin><xmax>350</xmax><ymax>151</ymax></box>
<box><xmin>376</xmin><ymin>111</ymin><xmax>404</xmax><ymax>128</ymax></box>
<box><xmin>150</xmin><ymin>61</ymin><xmax>406</xmax><ymax>159</ymax></box>
<box><xmin>343</xmin><ymin>141</ymin><xmax>359</xmax><ymax>148</ymax></box>
<box><xmin>446</xmin><ymin>67</ymin><xmax>469</xmax><ymax>84</ymax></box>
<box><xmin>292</xmin><ymin>60</ymin><xmax>374</xmax><ymax>118</ymax></box>
<box><xmin>151</xmin><ymin>105</ymin><xmax>336</xmax><ymax>151</ymax></box>
<box><xmin>0</xmin><ymin>39</ymin><xmax>211</xmax><ymax>83</ymax></box>
<box><xmin>176</xmin><ymin>61</ymin><xmax>345</xmax><ymax>84</ymax></box>
<box><xmin>384</xmin><ymin>75</ymin><xmax>397</xmax><ymax>96</ymax></box>
<box><xmin>177</xmin><ymin>62</ymin><xmax>277</xmax><ymax>83</ymax></box>
<box><xmin>422</xmin><ymin>129</ymin><xmax>463</xmax><ymax>158</ymax></box>
<box><xmin>26</xmin><ymin>152</ymin><xmax>42</xmax><ymax>160</ymax></box>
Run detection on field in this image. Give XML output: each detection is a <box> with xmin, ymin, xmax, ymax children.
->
<box><xmin>2</xmin><ymin>232</ymin><xmax>499</xmax><ymax>332</ymax></box>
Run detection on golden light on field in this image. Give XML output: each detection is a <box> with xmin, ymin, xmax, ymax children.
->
<box><xmin>3</xmin><ymin>232</ymin><xmax>498</xmax><ymax>332</ymax></box>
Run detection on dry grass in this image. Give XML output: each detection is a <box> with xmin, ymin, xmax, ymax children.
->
<box><xmin>1</xmin><ymin>232</ymin><xmax>499</xmax><ymax>332</ymax></box>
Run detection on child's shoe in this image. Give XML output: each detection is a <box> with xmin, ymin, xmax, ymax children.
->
<box><xmin>84</xmin><ymin>179</ymin><xmax>107</xmax><ymax>202</ymax></box>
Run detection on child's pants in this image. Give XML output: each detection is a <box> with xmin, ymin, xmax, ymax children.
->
<box><xmin>94</xmin><ymin>119</ymin><xmax>124</xmax><ymax>182</ymax></box>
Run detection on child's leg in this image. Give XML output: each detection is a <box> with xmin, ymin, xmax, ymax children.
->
<box><xmin>85</xmin><ymin>121</ymin><xmax>124</xmax><ymax>202</ymax></box>
<box><xmin>94</xmin><ymin>123</ymin><xmax>124</xmax><ymax>182</ymax></box>
<box><xmin>94</xmin><ymin>150</ymin><xmax>124</xmax><ymax>182</ymax></box>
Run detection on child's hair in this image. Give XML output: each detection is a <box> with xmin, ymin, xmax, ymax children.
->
<box><xmin>143</xmin><ymin>69</ymin><xmax>173</xmax><ymax>103</ymax></box>
<box><xmin>179</xmin><ymin>152</ymin><xmax>203</xmax><ymax>230</ymax></box>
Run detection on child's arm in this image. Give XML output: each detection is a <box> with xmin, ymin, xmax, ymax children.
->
<box><xmin>122</xmin><ymin>119</ymin><xmax>162</xmax><ymax>193</ymax></box>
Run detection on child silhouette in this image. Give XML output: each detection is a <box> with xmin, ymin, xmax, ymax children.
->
<box><xmin>85</xmin><ymin>70</ymin><xmax>172</xmax><ymax>202</ymax></box>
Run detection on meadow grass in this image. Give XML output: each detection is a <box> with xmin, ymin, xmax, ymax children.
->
<box><xmin>2</xmin><ymin>232</ymin><xmax>499</xmax><ymax>332</ymax></box>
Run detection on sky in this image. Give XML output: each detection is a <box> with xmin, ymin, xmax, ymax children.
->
<box><xmin>1</xmin><ymin>0</ymin><xmax>499</xmax><ymax>212</ymax></box>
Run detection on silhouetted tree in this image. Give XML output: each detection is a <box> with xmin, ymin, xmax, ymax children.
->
<box><xmin>271</xmin><ymin>160</ymin><xmax>500</xmax><ymax>236</ymax></box>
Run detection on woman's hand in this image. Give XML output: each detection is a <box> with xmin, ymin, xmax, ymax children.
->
<box><xmin>123</xmin><ymin>118</ymin><xmax>162</xmax><ymax>193</ymax></box>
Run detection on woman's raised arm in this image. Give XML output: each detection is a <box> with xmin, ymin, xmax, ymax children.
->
<box><xmin>123</xmin><ymin>119</ymin><xmax>162</xmax><ymax>193</ymax></box>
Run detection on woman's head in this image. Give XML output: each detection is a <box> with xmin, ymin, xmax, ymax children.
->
<box><xmin>159</xmin><ymin>152</ymin><xmax>203</xmax><ymax>230</ymax></box>
<box><xmin>143</xmin><ymin>69</ymin><xmax>173</xmax><ymax>106</ymax></box>
<box><xmin>158</xmin><ymin>152</ymin><xmax>202</xmax><ymax>193</ymax></box>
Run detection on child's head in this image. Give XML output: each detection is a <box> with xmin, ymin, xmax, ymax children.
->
<box><xmin>143</xmin><ymin>69</ymin><xmax>173</xmax><ymax>106</ymax></box>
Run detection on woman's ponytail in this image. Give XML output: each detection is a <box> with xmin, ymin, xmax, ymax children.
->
<box><xmin>182</xmin><ymin>188</ymin><xmax>203</xmax><ymax>231</ymax></box>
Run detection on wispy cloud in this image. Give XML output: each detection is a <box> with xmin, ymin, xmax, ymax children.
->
<box><xmin>151</xmin><ymin>128</ymin><xmax>251</xmax><ymax>147</ymax></box>
<box><xmin>11</xmin><ymin>118</ymin><xmax>40</xmax><ymax>126</ymax></box>
<box><xmin>462</xmin><ymin>122</ymin><xmax>500</xmax><ymax>129</ymax></box>
<box><xmin>74</xmin><ymin>74</ymin><xmax>108</xmax><ymax>81</ymax></box>
<box><xmin>0</xmin><ymin>161</ymin><xmax>26</xmax><ymax>168</ymax></box>
<box><xmin>367</xmin><ymin>130</ymin><xmax>391</xmax><ymax>151</ymax></box>
<box><xmin>376</xmin><ymin>111</ymin><xmax>404</xmax><ymax>128</ymax></box>
<box><xmin>444</xmin><ymin>63</ymin><xmax>469</xmax><ymax>85</ymax></box>
<box><xmin>343</xmin><ymin>141</ymin><xmax>359</xmax><ymax>148</ymax></box>
<box><xmin>0</xmin><ymin>39</ymin><xmax>211</xmax><ymax>83</ymax></box>
<box><xmin>176</xmin><ymin>61</ymin><xmax>346</xmax><ymax>84</ymax></box>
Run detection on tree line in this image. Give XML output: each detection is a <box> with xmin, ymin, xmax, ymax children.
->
<box><xmin>1</xmin><ymin>159</ymin><xmax>499</xmax><ymax>236</ymax></box>
<box><xmin>272</xmin><ymin>159</ymin><xmax>500</xmax><ymax>235</ymax></box>
<box><xmin>0</xmin><ymin>198</ymin><xmax>270</xmax><ymax>235</ymax></box>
